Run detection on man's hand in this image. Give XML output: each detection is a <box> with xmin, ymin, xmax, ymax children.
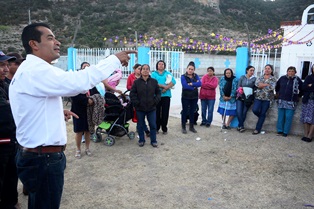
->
<box><xmin>88</xmin><ymin>98</ymin><xmax>94</xmax><ymax>106</ymax></box>
<box><xmin>115</xmin><ymin>50</ymin><xmax>137</xmax><ymax>67</ymax></box>
<box><xmin>115</xmin><ymin>89</ymin><xmax>123</xmax><ymax>94</ymax></box>
<box><xmin>64</xmin><ymin>110</ymin><xmax>79</xmax><ymax>122</ymax></box>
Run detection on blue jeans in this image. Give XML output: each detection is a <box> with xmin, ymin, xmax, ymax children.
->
<box><xmin>16</xmin><ymin>149</ymin><xmax>66</xmax><ymax>209</ymax></box>
<box><xmin>277</xmin><ymin>108</ymin><xmax>295</xmax><ymax>135</ymax></box>
<box><xmin>201</xmin><ymin>99</ymin><xmax>215</xmax><ymax>125</ymax></box>
<box><xmin>181</xmin><ymin>98</ymin><xmax>198</xmax><ymax>126</ymax></box>
<box><xmin>136</xmin><ymin>110</ymin><xmax>157</xmax><ymax>144</ymax></box>
<box><xmin>236</xmin><ymin>100</ymin><xmax>249</xmax><ymax>128</ymax></box>
<box><xmin>252</xmin><ymin>99</ymin><xmax>270</xmax><ymax>132</ymax></box>
<box><xmin>136</xmin><ymin>122</ymin><xmax>149</xmax><ymax>133</ymax></box>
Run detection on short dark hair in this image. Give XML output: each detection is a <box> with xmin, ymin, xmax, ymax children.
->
<box><xmin>141</xmin><ymin>64</ymin><xmax>150</xmax><ymax>71</ymax></box>
<box><xmin>133</xmin><ymin>63</ymin><xmax>141</xmax><ymax>70</ymax></box>
<box><xmin>265</xmin><ymin>64</ymin><xmax>274</xmax><ymax>76</ymax></box>
<box><xmin>22</xmin><ymin>23</ymin><xmax>51</xmax><ymax>54</ymax></box>
<box><xmin>286</xmin><ymin>66</ymin><xmax>297</xmax><ymax>73</ymax></box>
<box><xmin>224</xmin><ymin>68</ymin><xmax>234</xmax><ymax>77</ymax></box>
<box><xmin>80</xmin><ymin>62</ymin><xmax>90</xmax><ymax>69</ymax></box>
<box><xmin>156</xmin><ymin>60</ymin><xmax>166</xmax><ymax>70</ymax></box>
<box><xmin>246</xmin><ymin>65</ymin><xmax>255</xmax><ymax>74</ymax></box>
<box><xmin>187</xmin><ymin>61</ymin><xmax>195</xmax><ymax>69</ymax></box>
<box><xmin>207</xmin><ymin>66</ymin><xmax>215</xmax><ymax>72</ymax></box>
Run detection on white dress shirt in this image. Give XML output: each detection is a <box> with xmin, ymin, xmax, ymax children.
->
<box><xmin>9</xmin><ymin>54</ymin><xmax>120</xmax><ymax>148</ymax></box>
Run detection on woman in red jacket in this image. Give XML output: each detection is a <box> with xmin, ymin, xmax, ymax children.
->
<box><xmin>199</xmin><ymin>67</ymin><xmax>218</xmax><ymax>127</ymax></box>
<box><xmin>126</xmin><ymin>64</ymin><xmax>142</xmax><ymax>90</ymax></box>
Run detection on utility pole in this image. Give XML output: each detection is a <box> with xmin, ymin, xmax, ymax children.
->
<box><xmin>244</xmin><ymin>22</ymin><xmax>251</xmax><ymax>65</ymax></box>
<box><xmin>71</xmin><ymin>16</ymin><xmax>81</xmax><ymax>47</ymax></box>
<box><xmin>135</xmin><ymin>31</ymin><xmax>138</xmax><ymax>50</ymax></box>
<box><xmin>28</xmin><ymin>9</ymin><xmax>31</xmax><ymax>24</ymax></box>
<box><xmin>28</xmin><ymin>0</ymin><xmax>31</xmax><ymax>24</ymax></box>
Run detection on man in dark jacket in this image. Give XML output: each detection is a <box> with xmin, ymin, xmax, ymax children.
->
<box><xmin>130</xmin><ymin>64</ymin><xmax>161</xmax><ymax>147</ymax></box>
<box><xmin>0</xmin><ymin>51</ymin><xmax>20</xmax><ymax>209</ymax></box>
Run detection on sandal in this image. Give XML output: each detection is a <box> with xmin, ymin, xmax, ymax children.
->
<box><xmin>85</xmin><ymin>149</ymin><xmax>92</xmax><ymax>156</ymax></box>
<box><xmin>301</xmin><ymin>137</ymin><xmax>312</xmax><ymax>142</ymax></box>
<box><xmin>75</xmin><ymin>150</ymin><xmax>81</xmax><ymax>159</ymax></box>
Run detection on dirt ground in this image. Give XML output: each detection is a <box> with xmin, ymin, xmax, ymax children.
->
<box><xmin>17</xmin><ymin>115</ymin><xmax>314</xmax><ymax>209</ymax></box>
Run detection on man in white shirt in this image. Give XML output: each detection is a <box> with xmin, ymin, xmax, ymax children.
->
<box><xmin>9</xmin><ymin>22</ymin><xmax>136</xmax><ymax>209</ymax></box>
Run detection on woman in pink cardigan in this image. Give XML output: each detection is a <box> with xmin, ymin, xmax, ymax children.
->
<box><xmin>199</xmin><ymin>67</ymin><xmax>219</xmax><ymax>127</ymax></box>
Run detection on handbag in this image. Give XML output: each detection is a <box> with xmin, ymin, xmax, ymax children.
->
<box><xmin>132</xmin><ymin>108</ymin><xmax>138</xmax><ymax>123</ymax></box>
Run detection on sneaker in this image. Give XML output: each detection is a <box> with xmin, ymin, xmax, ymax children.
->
<box><xmin>138</xmin><ymin>142</ymin><xmax>145</xmax><ymax>147</ymax></box>
<box><xmin>206</xmin><ymin>123</ymin><xmax>210</xmax><ymax>128</ymax></box>
<box><xmin>252</xmin><ymin>130</ymin><xmax>260</xmax><ymax>135</ymax></box>
<box><xmin>282</xmin><ymin>133</ymin><xmax>287</xmax><ymax>137</ymax></box>
<box><xmin>182</xmin><ymin>128</ymin><xmax>187</xmax><ymax>134</ymax></box>
<box><xmin>162</xmin><ymin>131</ymin><xmax>168</xmax><ymax>135</ymax></box>
<box><xmin>239</xmin><ymin>128</ymin><xmax>246</xmax><ymax>133</ymax></box>
<box><xmin>222</xmin><ymin>125</ymin><xmax>227</xmax><ymax>129</ymax></box>
<box><xmin>189</xmin><ymin>127</ymin><xmax>197</xmax><ymax>133</ymax></box>
<box><xmin>200</xmin><ymin>122</ymin><xmax>206</xmax><ymax>126</ymax></box>
<box><xmin>237</xmin><ymin>127</ymin><xmax>241</xmax><ymax>131</ymax></box>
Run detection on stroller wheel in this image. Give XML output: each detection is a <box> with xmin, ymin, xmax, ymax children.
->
<box><xmin>104</xmin><ymin>136</ymin><xmax>115</xmax><ymax>146</ymax></box>
<box><xmin>127</xmin><ymin>131</ymin><xmax>135</xmax><ymax>140</ymax></box>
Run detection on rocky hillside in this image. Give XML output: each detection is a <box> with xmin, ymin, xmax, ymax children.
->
<box><xmin>0</xmin><ymin>0</ymin><xmax>312</xmax><ymax>54</ymax></box>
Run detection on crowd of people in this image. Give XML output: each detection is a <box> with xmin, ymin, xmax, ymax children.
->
<box><xmin>0</xmin><ymin>22</ymin><xmax>313</xmax><ymax>209</ymax></box>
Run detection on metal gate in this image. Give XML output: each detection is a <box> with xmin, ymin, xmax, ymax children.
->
<box><xmin>250</xmin><ymin>49</ymin><xmax>279</xmax><ymax>77</ymax></box>
<box><xmin>76</xmin><ymin>48</ymin><xmax>184</xmax><ymax>79</ymax></box>
<box><xmin>148</xmin><ymin>48</ymin><xmax>184</xmax><ymax>79</ymax></box>
<box><xmin>76</xmin><ymin>48</ymin><xmax>136</xmax><ymax>78</ymax></box>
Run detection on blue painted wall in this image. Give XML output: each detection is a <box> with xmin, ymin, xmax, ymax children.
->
<box><xmin>230</xmin><ymin>47</ymin><xmax>249</xmax><ymax>127</ymax></box>
<box><xmin>67</xmin><ymin>47</ymin><xmax>77</xmax><ymax>71</ymax></box>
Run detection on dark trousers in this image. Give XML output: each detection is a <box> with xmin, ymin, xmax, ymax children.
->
<box><xmin>156</xmin><ymin>97</ymin><xmax>171</xmax><ymax>132</ymax></box>
<box><xmin>181</xmin><ymin>98</ymin><xmax>198</xmax><ymax>127</ymax></box>
<box><xmin>16</xmin><ymin>149</ymin><xmax>66</xmax><ymax>209</ymax></box>
<box><xmin>0</xmin><ymin>142</ymin><xmax>18</xmax><ymax>209</ymax></box>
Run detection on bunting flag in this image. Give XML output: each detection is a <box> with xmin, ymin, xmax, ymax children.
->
<box><xmin>102</xmin><ymin>26</ymin><xmax>313</xmax><ymax>52</ymax></box>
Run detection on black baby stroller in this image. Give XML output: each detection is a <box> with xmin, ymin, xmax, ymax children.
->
<box><xmin>95</xmin><ymin>91</ymin><xmax>135</xmax><ymax>146</ymax></box>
